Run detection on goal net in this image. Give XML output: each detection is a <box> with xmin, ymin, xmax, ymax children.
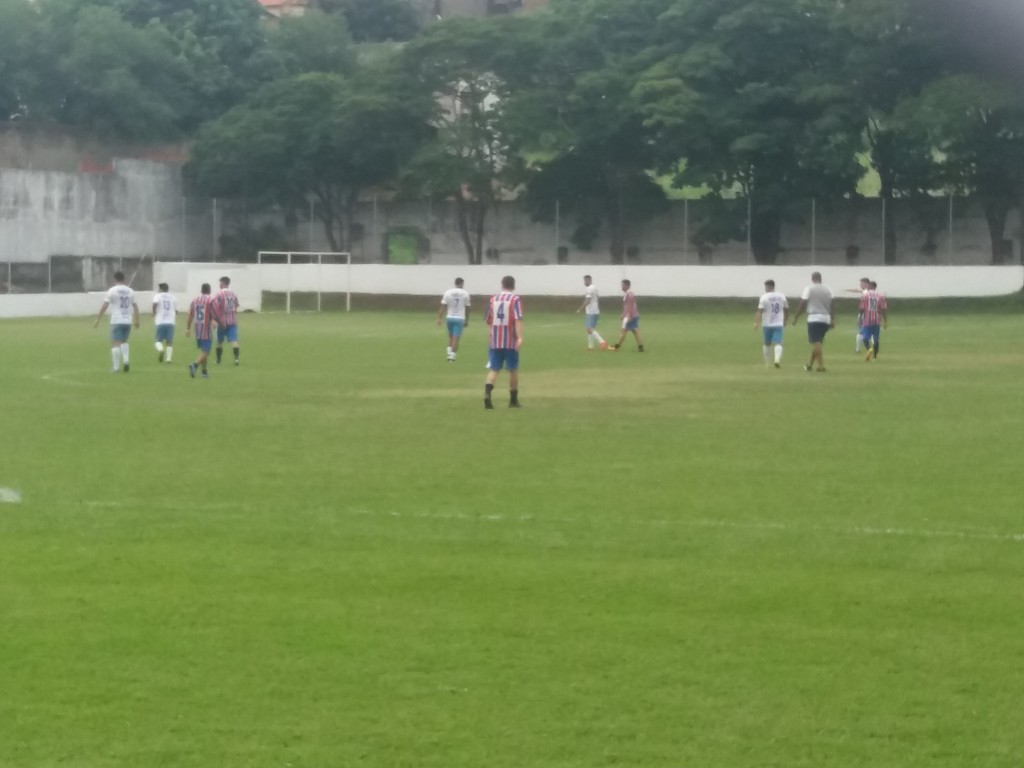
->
<box><xmin>256</xmin><ymin>251</ymin><xmax>353</xmax><ymax>313</ymax></box>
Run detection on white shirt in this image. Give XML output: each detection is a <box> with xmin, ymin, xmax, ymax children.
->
<box><xmin>441</xmin><ymin>288</ymin><xmax>470</xmax><ymax>320</ymax></box>
<box><xmin>757</xmin><ymin>291</ymin><xmax>788</xmax><ymax>327</ymax></box>
<box><xmin>583</xmin><ymin>285</ymin><xmax>600</xmax><ymax>314</ymax></box>
<box><xmin>153</xmin><ymin>292</ymin><xmax>177</xmax><ymax>325</ymax></box>
<box><xmin>105</xmin><ymin>285</ymin><xmax>135</xmax><ymax>325</ymax></box>
<box><xmin>801</xmin><ymin>283</ymin><xmax>833</xmax><ymax>324</ymax></box>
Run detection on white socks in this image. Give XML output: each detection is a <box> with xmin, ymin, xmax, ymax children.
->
<box><xmin>165</xmin><ymin>346</ymin><xmax>173</xmax><ymax>362</ymax></box>
<box><xmin>120</xmin><ymin>344</ymin><xmax>130</xmax><ymax>365</ymax></box>
<box><xmin>774</xmin><ymin>344</ymin><xmax>783</xmax><ymax>364</ymax></box>
<box><xmin>111</xmin><ymin>347</ymin><xmax>121</xmax><ymax>371</ymax></box>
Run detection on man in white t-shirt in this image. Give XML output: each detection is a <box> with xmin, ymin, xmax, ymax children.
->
<box><xmin>152</xmin><ymin>282</ymin><xmax>178</xmax><ymax>364</ymax></box>
<box><xmin>754</xmin><ymin>279</ymin><xmax>789</xmax><ymax>368</ymax></box>
<box><xmin>576</xmin><ymin>275</ymin><xmax>607</xmax><ymax>350</ymax></box>
<box><xmin>93</xmin><ymin>270</ymin><xmax>140</xmax><ymax>373</ymax></box>
<box><xmin>791</xmin><ymin>271</ymin><xmax>834</xmax><ymax>373</ymax></box>
<box><xmin>436</xmin><ymin>277</ymin><xmax>471</xmax><ymax>362</ymax></box>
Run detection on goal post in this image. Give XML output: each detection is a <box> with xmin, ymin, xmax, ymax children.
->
<box><xmin>256</xmin><ymin>251</ymin><xmax>353</xmax><ymax>313</ymax></box>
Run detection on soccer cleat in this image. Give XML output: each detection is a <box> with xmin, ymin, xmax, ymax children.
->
<box><xmin>804</xmin><ymin>363</ymin><xmax>813</xmax><ymax>372</ymax></box>
<box><xmin>509</xmin><ymin>401</ymin><xmax>521</xmax><ymax>408</ymax></box>
<box><xmin>816</xmin><ymin>367</ymin><xmax>827</xmax><ymax>372</ymax></box>
<box><xmin>189</xmin><ymin>363</ymin><xmax>196</xmax><ymax>378</ymax></box>
<box><xmin>774</xmin><ymin>362</ymin><xmax>781</xmax><ymax>368</ymax></box>
<box><xmin>201</xmin><ymin>371</ymin><xmax>209</xmax><ymax>379</ymax></box>
<box><xmin>600</xmin><ymin>341</ymin><xmax>608</xmax><ymax>350</ymax></box>
<box><xmin>638</xmin><ymin>345</ymin><xmax>645</xmax><ymax>352</ymax></box>
<box><xmin>123</xmin><ymin>363</ymin><xmax>129</xmax><ymax>373</ymax></box>
<box><xmin>234</xmin><ymin>359</ymin><xmax>239</xmax><ymax>366</ymax></box>
<box><xmin>864</xmin><ymin>344</ymin><xmax>874</xmax><ymax>361</ymax></box>
<box><xmin>484</xmin><ymin>399</ymin><xmax>494</xmax><ymax>410</ymax></box>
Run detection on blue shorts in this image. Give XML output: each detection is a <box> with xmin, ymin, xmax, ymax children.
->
<box><xmin>155</xmin><ymin>324</ymin><xmax>175</xmax><ymax>343</ymax></box>
<box><xmin>585</xmin><ymin>313</ymin><xmax>599</xmax><ymax>330</ymax></box>
<box><xmin>217</xmin><ymin>325</ymin><xmax>239</xmax><ymax>344</ymax></box>
<box><xmin>446</xmin><ymin>318</ymin><xmax>465</xmax><ymax>337</ymax></box>
<box><xmin>488</xmin><ymin>348</ymin><xmax>520</xmax><ymax>371</ymax></box>
<box><xmin>623</xmin><ymin>317</ymin><xmax>640</xmax><ymax>331</ymax></box>
<box><xmin>110</xmin><ymin>324</ymin><xmax>132</xmax><ymax>343</ymax></box>
<box><xmin>807</xmin><ymin>322</ymin><xmax>830</xmax><ymax>344</ymax></box>
<box><xmin>861</xmin><ymin>324</ymin><xmax>881</xmax><ymax>342</ymax></box>
<box><xmin>196</xmin><ymin>338</ymin><xmax>212</xmax><ymax>353</ymax></box>
<box><xmin>762</xmin><ymin>326</ymin><xmax>784</xmax><ymax>345</ymax></box>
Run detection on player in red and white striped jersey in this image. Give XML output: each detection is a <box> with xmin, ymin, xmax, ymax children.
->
<box><xmin>214</xmin><ymin>276</ymin><xmax>241</xmax><ymax>366</ymax></box>
<box><xmin>484</xmin><ymin>275</ymin><xmax>523</xmax><ymax>409</ymax></box>
<box><xmin>186</xmin><ymin>283</ymin><xmax>219</xmax><ymax>378</ymax></box>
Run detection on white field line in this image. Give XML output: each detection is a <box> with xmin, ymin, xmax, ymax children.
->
<box><xmin>76</xmin><ymin>500</ymin><xmax>1024</xmax><ymax>544</ymax></box>
<box><xmin>0</xmin><ymin>488</ymin><xmax>23</xmax><ymax>503</ymax></box>
<box><xmin>349</xmin><ymin>508</ymin><xmax>1024</xmax><ymax>544</ymax></box>
<box><xmin>41</xmin><ymin>373</ymin><xmax>89</xmax><ymax>387</ymax></box>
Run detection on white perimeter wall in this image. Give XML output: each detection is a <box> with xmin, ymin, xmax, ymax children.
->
<box><xmin>3</xmin><ymin>265</ymin><xmax>1021</xmax><ymax>318</ymax></box>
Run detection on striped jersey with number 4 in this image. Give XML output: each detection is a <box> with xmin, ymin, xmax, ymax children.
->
<box><xmin>486</xmin><ymin>292</ymin><xmax>522</xmax><ymax>349</ymax></box>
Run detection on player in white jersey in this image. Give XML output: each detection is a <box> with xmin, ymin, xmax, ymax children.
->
<box><xmin>437</xmin><ymin>277</ymin><xmax>471</xmax><ymax>362</ymax></box>
<box><xmin>576</xmin><ymin>275</ymin><xmax>607</xmax><ymax>350</ymax></box>
<box><xmin>93</xmin><ymin>270</ymin><xmax>140</xmax><ymax>373</ymax></box>
<box><xmin>152</xmin><ymin>282</ymin><xmax>178</xmax><ymax>363</ymax></box>
<box><xmin>754</xmin><ymin>279</ymin><xmax>789</xmax><ymax>367</ymax></box>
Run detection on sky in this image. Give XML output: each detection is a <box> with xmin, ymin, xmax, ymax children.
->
<box><xmin>926</xmin><ymin>0</ymin><xmax>1024</xmax><ymax>78</ymax></box>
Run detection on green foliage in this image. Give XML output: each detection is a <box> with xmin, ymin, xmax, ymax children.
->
<box><xmin>323</xmin><ymin>0</ymin><xmax>420</xmax><ymax>43</ymax></box>
<box><xmin>266</xmin><ymin>10</ymin><xmax>356</xmax><ymax>77</ymax></box>
<box><xmin>187</xmin><ymin>69</ymin><xmax>431</xmax><ymax>251</ymax></box>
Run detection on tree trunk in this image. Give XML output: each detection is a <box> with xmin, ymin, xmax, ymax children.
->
<box><xmin>984</xmin><ymin>200</ymin><xmax>1011</xmax><ymax>264</ymax></box>
<box><xmin>606</xmin><ymin>183</ymin><xmax>625</xmax><ymax>265</ymax></box>
<box><xmin>750</xmin><ymin>207</ymin><xmax>782</xmax><ymax>265</ymax></box>
<box><xmin>455</xmin><ymin>195</ymin><xmax>479</xmax><ymax>264</ymax></box>
<box><xmin>880</xmin><ymin>181</ymin><xmax>897</xmax><ymax>266</ymax></box>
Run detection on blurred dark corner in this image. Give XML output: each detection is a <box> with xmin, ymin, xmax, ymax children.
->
<box><xmin>925</xmin><ymin>0</ymin><xmax>1024</xmax><ymax>78</ymax></box>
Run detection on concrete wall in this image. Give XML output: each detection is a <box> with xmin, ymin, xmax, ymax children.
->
<box><xmin>4</xmin><ymin>265</ymin><xmax>1019</xmax><ymax>318</ymax></box>
<box><xmin>1</xmin><ymin>149</ymin><xmax>1021</xmax><ymax>271</ymax></box>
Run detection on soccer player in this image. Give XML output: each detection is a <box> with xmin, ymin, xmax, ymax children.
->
<box><xmin>754</xmin><ymin>279</ymin><xmax>788</xmax><ymax>367</ymax></box>
<box><xmin>844</xmin><ymin>277</ymin><xmax>871</xmax><ymax>352</ymax></box>
<box><xmin>484</xmin><ymin>275</ymin><xmax>523</xmax><ymax>409</ymax></box>
<box><xmin>791</xmin><ymin>271</ymin><xmax>834</xmax><ymax>372</ymax></box>
<box><xmin>860</xmin><ymin>280</ymin><xmax>888</xmax><ymax>360</ymax></box>
<box><xmin>214</xmin><ymin>276</ymin><xmax>241</xmax><ymax>366</ymax></box>
<box><xmin>93</xmin><ymin>270</ymin><xmax>140</xmax><ymax>373</ymax></box>
<box><xmin>152</xmin><ymin>282</ymin><xmax>177</xmax><ymax>363</ymax></box>
<box><xmin>186</xmin><ymin>283</ymin><xmax>219</xmax><ymax>379</ymax></box>
<box><xmin>437</xmin><ymin>277</ymin><xmax>471</xmax><ymax>362</ymax></box>
<box><xmin>576</xmin><ymin>274</ymin><xmax>607</xmax><ymax>350</ymax></box>
<box><xmin>611</xmin><ymin>279</ymin><xmax>644</xmax><ymax>351</ymax></box>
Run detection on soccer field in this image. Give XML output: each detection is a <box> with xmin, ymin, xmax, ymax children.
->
<box><xmin>1</xmin><ymin>305</ymin><xmax>1022</xmax><ymax>767</ymax></box>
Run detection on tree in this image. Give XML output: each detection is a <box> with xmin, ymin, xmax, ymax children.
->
<box><xmin>266</xmin><ymin>10</ymin><xmax>356</xmax><ymax>77</ymax></box>
<box><xmin>400</xmin><ymin>17</ymin><xmax>526</xmax><ymax>264</ymax></box>
<box><xmin>186</xmin><ymin>69</ymin><xmax>431</xmax><ymax>253</ymax></box>
<box><xmin>320</xmin><ymin>0</ymin><xmax>420</xmax><ymax>43</ymax></box>
<box><xmin>36</xmin><ymin>0</ymin><xmax>275</xmax><ymax>133</ymax></box>
<box><xmin>0</xmin><ymin>0</ymin><xmax>49</xmax><ymax>121</ymax></box>
<box><xmin>635</xmin><ymin>0</ymin><xmax>865</xmax><ymax>265</ymax></box>
<box><xmin>833</xmin><ymin>0</ymin><xmax>949</xmax><ymax>264</ymax></box>
<box><xmin>505</xmin><ymin>0</ymin><xmax>671</xmax><ymax>263</ymax></box>
<box><xmin>909</xmin><ymin>75</ymin><xmax>1024</xmax><ymax>264</ymax></box>
<box><xmin>55</xmin><ymin>5</ymin><xmax>195</xmax><ymax>140</ymax></box>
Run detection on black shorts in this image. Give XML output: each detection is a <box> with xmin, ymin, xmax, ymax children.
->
<box><xmin>807</xmin><ymin>322</ymin><xmax>830</xmax><ymax>343</ymax></box>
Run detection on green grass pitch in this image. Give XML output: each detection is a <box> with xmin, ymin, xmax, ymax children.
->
<box><xmin>1</xmin><ymin>302</ymin><xmax>1023</xmax><ymax>768</ymax></box>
